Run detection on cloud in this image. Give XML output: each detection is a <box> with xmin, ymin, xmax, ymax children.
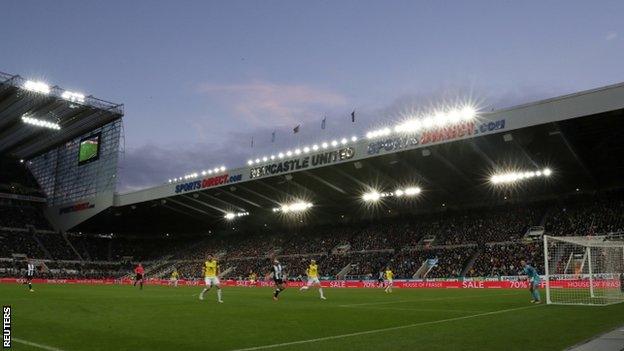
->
<box><xmin>197</xmin><ymin>81</ymin><xmax>348</xmax><ymax>127</ymax></box>
<box><xmin>605</xmin><ymin>31</ymin><xmax>618</xmax><ymax>41</ymax></box>
<box><xmin>117</xmin><ymin>140</ymin><xmax>248</xmax><ymax>193</ymax></box>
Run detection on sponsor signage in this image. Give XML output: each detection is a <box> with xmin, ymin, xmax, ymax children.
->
<box><xmin>59</xmin><ymin>202</ymin><xmax>95</xmax><ymax>215</ymax></box>
<box><xmin>250</xmin><ymin>147</ymin><xmax>355</xmax><ymax>179</ymax></box>
<box><xmin>367</xmin><ymin>119</ymin><xmax>506</xmax><ymax>155</ymax></box>
<box><xmin>1</xmin><ymin>277</ymin><xmax>619</xmax><ymax>290</ymax></box>
<box><xmin>175</xmin><ymin>173</ymin><xmax>242</xmax><ymax>194</ymax></box>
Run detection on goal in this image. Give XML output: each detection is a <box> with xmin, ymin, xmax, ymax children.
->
<box><xmin>543</xmin><ymin>235</ymin><xmax>624</xmax><ymax>306</ymax></box>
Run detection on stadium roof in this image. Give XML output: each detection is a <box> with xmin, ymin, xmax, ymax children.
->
<box><xmin>0</xmin><ymin>71</ymin><xmax>123</xmax><ymax>160</ymax></box>
<box><xmin>77</xmin><ymin>82</ymin><xmax>624</xmax><ymax>234</ymax></box>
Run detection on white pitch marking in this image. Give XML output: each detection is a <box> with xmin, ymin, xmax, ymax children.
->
<box><xmin>13</xmin><ymin>338</ymin><xmax>67</xmax><ymax>351</ymax></box>
<box><xmin>342</xmin><ymin>306</ymin><xmax>487</xmax><ymax>314</ymax></box>
<box><xmin>230</xmin><ymin>305</ymin><xmax>542</xmax><ymax>350</ymax></box>
<box><xmin>338</xmin><ymin>291</ymin><xmax>524</xmax><ymax>307</ymax></box>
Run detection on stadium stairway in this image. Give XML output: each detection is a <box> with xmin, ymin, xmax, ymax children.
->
<box><xmin>335</xmin><ymin>262</ymin><xmax>352</xmax><ymax>279</ymax></box>
<box><xmin>62</xmin><ymin>232</ymin><xmax>84</xmax><ymax>261</ymax></box>
<box><xmin>219</xmin><ymin>266</ymin><xmax>235</xmax><ymax>278</ymax></box>
<box><xmin>30</xmin><ymin>229</ymin><xmax>53</xmax><ymax>260</ymax></box>
<box><xmin>461</xmin><ymin>249</ymin><xmax>481</xmax><ymax>277</ymax></box>
<box><xmin>143</xmin><ymin>255</ymin><xmax>174</xmax><ymax>275</ymax></box>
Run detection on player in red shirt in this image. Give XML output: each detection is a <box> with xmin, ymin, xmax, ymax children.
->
<box><xmin>133</xmin><ymin>263</ymin><xmax>145</xmax><ymax>290</ymax></box>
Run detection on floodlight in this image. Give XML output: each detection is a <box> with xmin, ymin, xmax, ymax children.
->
<box><xmin>21</xmin><ymin>115</ymin><xmax>61</xmax><ymax>130</ymax></box>
<box><xmin>61</xmin><ymin>91</ymin><xmax>85</xmax><ymax>103</ymax></box>
<box><xmin>362</xmin><ymin>191</ymin><xmax>381</xmax><ymax>202</ymax></box>
<box><xmin>404</xmin><ymin>187</ymin><xmax>421</xmax><ymax>196</ymax></box>
<box><xmin>274</xmin><ymin>201</ymin><xmax>313</xmax><ymax>213</ymax></box>
<box><xmin>460</xmin><ymin>106</ymin><xmax>476</xmax><ymax>120</ymax></box>
<box><xmin>23</xmin><ymin>80</ymin><xmax>50</xmax><ymax>94</ymax></box>
<box><xmin>490</xmin><ymin>168</ymin><xmax>553</xmax><ymax>185</ymax></box>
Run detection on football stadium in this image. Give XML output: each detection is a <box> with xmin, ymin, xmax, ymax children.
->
<box><xmin>1</xmin><ymin>68</ymin><xmax>624</xmax><ymax>351</ymax></box>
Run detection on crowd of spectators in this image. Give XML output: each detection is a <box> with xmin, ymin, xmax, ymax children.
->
<box><xmin>2</xmin><ymin>190</ymin><xmax>623</xmax><ymax>280</ymax></box>
<box><xmin>469</xmin><ymin>242</ymin><xmax>543</xmax><ymax>277</ymax></box>
<box><xmin>545</xmin><ymin>190</ymin><xmax>624</xmax><ymax>237</ymax></box>
<box><xmin>0</xmin><ymin>205</ymin><xmax>51</xmax><ymax>230</ymax></box>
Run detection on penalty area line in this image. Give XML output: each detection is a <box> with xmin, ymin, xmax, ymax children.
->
<box><xmin>13</xmin><ymin>338</ymin><xmax>67</xmax><ymax>351</ymax></box>
<box><xmin>230</xmin><ymin>304</ymin><xmax>542</xmax><ymax>351</ymax></box>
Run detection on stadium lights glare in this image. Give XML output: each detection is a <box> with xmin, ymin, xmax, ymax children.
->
<box><xmin>23</xmin><ymin>80</ymin><xmax>50</xmax><ymax>94</ymax></box>
<box><xmin>61</xmin><ymin>91</ymin><xmax>85</xmax><ymax>104</ymax></box>
<box><xmin>272</xmin><ymin>201</ymin><xmax>313</xmax><ymax>213</ymax></box>
<box><xmin>362</xmin><ymin>187</ymin><xmax>422</xmax><ymax>202</ymax></box>
<box><xmin>224</xmin><ymin>211</ymin><xmax>249</xmax><ymax>220</ymax></box>
<box><xmin>490</xmin><ymin>168</ymin><xmax>553</xmax><ymax>185</ymax></box>
<box><xmin>21</xmin><ymin>115</ymin><xmax>61</xmax><ymax>130</ymax></box>
<box><xmin>170</xmin><ymin>165</ymin><xmax>227</xmax><ymax>183</ymax></box>
<box><xmin>367</xmin><ymin>105</ymin><xmax>478</xmax><ymax>139</ymax></box>
<box><xmin>248</xmin><ymin>134</ymin><xmax>359</xmax><ymax>167</ymax></box>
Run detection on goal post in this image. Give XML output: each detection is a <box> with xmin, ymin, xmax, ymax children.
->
<box><xmin>543</xmin><ymin>235</ymin><xmax>624</xmax><ymax>306</ymax></box>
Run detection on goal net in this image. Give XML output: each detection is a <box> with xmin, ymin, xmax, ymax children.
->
<box><xmin>544</xmin><ymin>235</ymin><xmax>624</xmax><ymax>306</ymax></box>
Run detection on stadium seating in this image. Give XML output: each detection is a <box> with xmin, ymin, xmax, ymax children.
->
<box><xmin>1</xmin><ymin>189</ymin><xmax>623</xmax><ymax>280</ymax></box>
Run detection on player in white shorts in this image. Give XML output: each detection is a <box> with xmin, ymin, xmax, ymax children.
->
<box><xmin>199</xmin><ymin>254</ymin><xmax>223</xmax><ymax>303</ymax></box>
<box><xmin>299</xmin><ymin>259</ymin><xmax>326</xmax><ymax>299</ymax></box>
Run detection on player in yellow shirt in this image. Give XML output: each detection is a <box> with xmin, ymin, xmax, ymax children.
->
<box><xmin>169</xmin><ymin>268</ymin><xmax>179</xmax><ymax>287</ymax></box>
<box><xmin>299</xmin><ymin>259</ymin><xmax>326</xmax><ymax>299</ymax></box>
<box><xmin>384</xmin><ymin>267</ymin><xmax>394</xmax><ymax>293</ymax></box>
<box><xmin>248</xmin><ymin>271</ymin><xmax>257</xmax><ymax>284</ymax></box>
<box><xmin>199</xmin><ymin>254</ymin><xmax>223</xmax><ymax>303</ymax></box>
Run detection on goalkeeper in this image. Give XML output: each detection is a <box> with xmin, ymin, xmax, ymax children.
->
<box><xmin>520</xmin><ymin>260</ymin><xmax>541</xmax><ymax>304</ymax></box>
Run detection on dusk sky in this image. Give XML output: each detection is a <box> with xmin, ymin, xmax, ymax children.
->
<box><xmin>2</xmin><ymin>1</ymin><xmax>623</xmax><ymax>192</ymax></box>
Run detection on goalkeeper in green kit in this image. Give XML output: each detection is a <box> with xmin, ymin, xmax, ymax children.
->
<box><xmin>521</xmin><ymin>260</ymin><xmax>541</xmax><ymax>304</ymax></box>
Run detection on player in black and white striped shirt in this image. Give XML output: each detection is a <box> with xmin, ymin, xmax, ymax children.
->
<box><xmin>26</xmin><ymin>259</ymin><xmax>35</xmax><ymax>292</ymax></box>
<box><xmin>270</xmin><ymin>259</ymin><xmax>286</xmax><ymax>301</ymax></box>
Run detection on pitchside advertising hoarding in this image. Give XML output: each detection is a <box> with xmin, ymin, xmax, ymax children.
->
<box><xmin>1</xmin><ymin>277</ymin><xmax>621</xmax><ymax>289</ymax></box>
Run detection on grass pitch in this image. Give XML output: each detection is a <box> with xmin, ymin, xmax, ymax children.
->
<box><xmin>3</xmin><ymin>283</ymin><xmax>623</xmax><ymax>350</ymax></box>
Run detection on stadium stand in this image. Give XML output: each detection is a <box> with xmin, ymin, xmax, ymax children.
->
<box><xmin>2</xmin><ymin>189</ymin><xmax>622</xmax><ymax>280</ymax></box>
